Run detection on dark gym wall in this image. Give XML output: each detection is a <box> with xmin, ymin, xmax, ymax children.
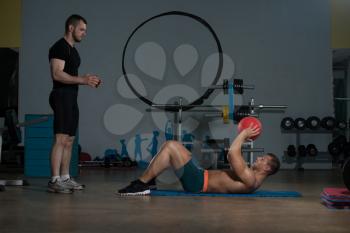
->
<box><xmin>0</xmin><ymin>48</ymin><xmax>18</xmax><ymax>116</ymax></box>
<box><xmin>19</xmin><ymin>0</ymin><xmax>332</xmax><ymax>168</ymax></box>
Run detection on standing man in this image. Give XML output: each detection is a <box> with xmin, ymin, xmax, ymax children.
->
<box><xmin>48</xmin><ymin>14</ymin><xmax>101</xmax><ymax>193</ymax></box>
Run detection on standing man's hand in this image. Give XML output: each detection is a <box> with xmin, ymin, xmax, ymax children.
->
<box><xmin>83</xmin><ymin>74</ymin><xmax>101</xmax><ymax>88</ymax></box>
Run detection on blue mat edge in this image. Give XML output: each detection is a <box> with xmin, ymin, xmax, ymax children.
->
<box><xmin>151</xmin><ymin>189</ymin><xmax>302</xmax><ymax>197</ymax></box>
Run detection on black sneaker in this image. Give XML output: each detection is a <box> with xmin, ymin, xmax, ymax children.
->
<box><xmin>117</xmin><ymin>179</ymin><xmax>150</xmax><ymax>196</ymax></box>
<box><xmin>147</xmin><ymin>178</ymin><xmax>157</xmax><ymax>190</ymax></box>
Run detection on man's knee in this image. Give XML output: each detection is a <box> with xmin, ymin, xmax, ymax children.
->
<box><xmin>54</xmin><ymin>134</ymin><xmax>74</xmax><ymax>148</ymax></box>
<box><xmin>64</xmin><ymin>136</ymin><xmax>74</xmax><ymax>148</ymax></box>
<box><xmin>164</xmin><ymin>140</ymin><xmax>190</xmax><ymax>159</ymax></box>
<box><xmin>163</xmin><ymin>140</ymin><xmax>183</xmax><ymax>150</ymax></box>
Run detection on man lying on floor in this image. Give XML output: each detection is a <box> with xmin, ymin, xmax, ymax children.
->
<box><xmin>117</xmin><ymin>124</ymin><xmax>280</xmax><ymax>196</ymax></box>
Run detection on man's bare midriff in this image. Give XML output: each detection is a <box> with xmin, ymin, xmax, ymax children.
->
<box><xmin>206</xmin><ymin>169</ymin><xmax>260</xmax><ymax>194</ymax></box>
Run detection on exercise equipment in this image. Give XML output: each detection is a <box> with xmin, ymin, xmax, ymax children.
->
<box><xmin>237</xmin><ymin>116</ymin><xmax>262</xmax><ymax>140</ymax></box>
<box><xmin>281</xmin><ymin>117</ymin><xmax>295</xmax><ymax>130</ymax></box>
<box><xmin>79</xmin><ymin>152</ymin><xmax>92</xmax><ymax>162</ymax></box>
<box><xmin>321</xmin><ymin>116</ymin><xmax>337</xmax><ymax>130</ymax></box>
<box><xmin>328</xmin><ymin>135</ymin><xmax>347</xmax><ymax>158</ymax></box>
<box><xmin>0</xmin><ymin>109</ymin><xmax>47</xmax><ymax>190</ymax></box>
<box><xmin>222</xmin><ymin>105</ymin><xmax>229</xmax><ymax>124</ymax></box>
<box><xmin>148</xmin><ymin>96</ymin><xmax>286</xmax><ymax>142</ymax></box>
<box><xmin>287</xmin><ymin>145</ymin><xmax>297</xmax><ymax>157</ymax></box>
<box><xmin>321</xmin><ymin>187</ymin><xmax>350</xmax><ymax>209</ymax></box>
<box><xmin>151</xmin><ymin>189</ymin><xmax>302</xmax><ymax>197</ymax></box>
<box><xmin>337</xmin><ymin>120</ymin><xmax>347</xmax><ymax>130</ymax></box>
<box><xmin>328</xmin><ymin>141</ymin><xmax>343</xmax><ymax>157</ymax></box>
<box><xmin>203</xmin><ymin>137</ymin><xmax>263</xmax><ymax>168</ymax></box>
<box><xmin>150</xmin><ymin>98</ymin><xmax>287</xmax><ymax>122</ymax></box>
<box><xmin>122</xmin><ymin>11</ymin><xmax>223</xmax><ymax>111</ymax></box>
<box><xmin>306</xmin><ymin>116</ymin><xmax>320</xmax><ymax>130</ymax></box>
<box><xmin>343</xmin><ymin>157</ymin><xmax>350</xmax><ymax>191</ymax></box>
<box><xmin>210</xmin><ymin>79</ymin><xmax>254</xmax><ymax>95</ymax></box>
<box><xmin>306</xmin><ymin>144</ymin><xmax>318</xmax><ymax>157</ymax></box>
<box><xmin>294</xmin><ymin>118</ymin><xmax>306</xmax><ymax>130</ymax></box>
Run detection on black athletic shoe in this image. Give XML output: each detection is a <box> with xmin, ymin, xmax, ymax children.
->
<box><xmin>117</xmin><ymin>179</ymin><xmax>151</xmax><ymax>196</ymax></box>
<box><xmin>147</xmin><ymin>178</ymin><xmax>157</xmax><ymax>190</ymax></box>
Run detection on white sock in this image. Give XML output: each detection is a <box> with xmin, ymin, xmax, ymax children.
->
<box><xmin>61</xmin><ymin>174</ymin><xmax>70</xmax><ymax>181</ymax></box>
<box><xmin>51</xmin><ymin>176</ymin><xmax>60</xmax><ymax>182</ymax></box>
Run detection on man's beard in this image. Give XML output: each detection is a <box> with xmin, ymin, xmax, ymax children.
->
<box><xmin>73</xmin><ymin>33</ymin><xmax>82</xmax><ymax>43</ymax></box>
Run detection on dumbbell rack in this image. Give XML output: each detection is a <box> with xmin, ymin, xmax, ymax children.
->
<box><xmin>282</xmin><ymin>129</ymin><xmax>333</xmax><ymax>170</ymax></box>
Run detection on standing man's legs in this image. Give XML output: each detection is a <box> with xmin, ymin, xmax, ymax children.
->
<box><xmin>60</xmin><ymin>135</ymin><xmax>74</xmax><ymax>177</ymax></box>
<box><xmin>48</xmin><ymin>89</ymin><xmax>83</xmax><ymax>193</ymax></box>
<box><xmin>50</xmin><ymin>134</ymin><xmax>70</xmax><ymax>178</ymax></box>
<box><xmin>48</xmin><ymin>133</ymin><xmax>74</xmax><ymax>193</ymax></box>
<box><xmin>59</xmin><ymin>134</ymin><xmax>84</xmax><ymax>190</ymax></box>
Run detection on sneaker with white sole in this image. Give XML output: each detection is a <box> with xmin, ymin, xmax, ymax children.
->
<box><xmin>47</xmin><ymin>180</ymin><xmax>74</xmax><ymax>194</ymax></box>
<box><xmin>117</xmin><ymin>179</ymin><xmax>151</xmax><ymax>196</ymax></box>
<box><xmin>61</xmin><ymin>178</ymin><xmax>85</xmax><ymax>190</ymax></box>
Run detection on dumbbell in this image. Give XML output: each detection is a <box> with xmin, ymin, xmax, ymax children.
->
<box><xmin>298</xmin><ymin>145</ymin><xmax>307</xmax><ymax>157</ymax></box>
<box><xmin>294</xmin><ymin>118</ymin><xmax>306</xmax><ymax>130</ymax></box>
<box><xmin>327</xmin><ymin>135</ymin><xmax>346</xmax><ymax>157</ymax></box>
<box><xmin>306</xmin><ymin>116</ymin><xmax>320</xmax><ymax>130</ymax></box>
<box><xmin>306</xmin><ymin>144</ymin><xmax>318</xmax><ymax>157</ymax></box>
<box><xmin>321</xmin><ymin>116</ymin><xmax>336</xmax><ymax>130</ymax></box>
<box><xmin>328</xmin><ymin>142</ymin><xmax>342</xmax><ymax>157</ymax></box>
<box><xmin>287</xmin><ymin>145</ymin><xmax>296</xmax><ymax>157</ymax></box>
<box><xmin>281</xmin><ymin>117</ymin><xmax>295</xmax><ymax>130</ymax></box>
<box><xmin>337</xmin><ymin>120</ymin><xmax>347</xmax><ymax>130</ymax></box>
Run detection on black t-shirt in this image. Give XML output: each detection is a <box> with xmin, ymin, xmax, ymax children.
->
<box><xmin>49</xmin><ymin>38</ymin><xmax>81</xmax><ymax>91</ymax></box>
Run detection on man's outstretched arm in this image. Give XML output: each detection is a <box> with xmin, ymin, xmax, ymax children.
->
<box><xmin>227</xmin><ymin>126</ymin><xmax>260</xmax><ymax>189</ymax></box>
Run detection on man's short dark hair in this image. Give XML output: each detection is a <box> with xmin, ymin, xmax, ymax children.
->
<box><xmin>65</xmin><ymin>14</ymin><xmax>87</xmax><ymax>33</ymax></box>
<box><xmin>266</xmin><ymin>153</ymin><xmax>280</xmax><ymax>175</ymax></box>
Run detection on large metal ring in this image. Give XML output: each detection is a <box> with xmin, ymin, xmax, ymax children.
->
<box><xmin>122</xmin><ymin>11</ymin><xmax>223</xmax><ymax>112</ymax></box>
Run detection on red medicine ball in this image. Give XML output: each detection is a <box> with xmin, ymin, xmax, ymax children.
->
<box><xmin>237</xmin><ymin>116</ymin><xmax>262</xmax><ymax>140</ymax></box>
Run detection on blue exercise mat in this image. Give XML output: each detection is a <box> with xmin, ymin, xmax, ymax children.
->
<box><xmin>151</xmin><ymin>189</ymin><xmax>302</xmax><ymax>197</ymax></box>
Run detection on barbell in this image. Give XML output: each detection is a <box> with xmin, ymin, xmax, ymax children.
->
<box><xmin>149</xmin><ymin>102</ymin><xmax>287</xmax><ymax>123</ymax></box>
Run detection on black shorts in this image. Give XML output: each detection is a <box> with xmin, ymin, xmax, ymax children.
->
<box><xmin>175</xmin><ymin>159</ymin><xmax>208</xmax><ymax>193</ymax></box>
<box><xmin>49</xmin><ymin>89</ymin><xmax>79</xmax><ymax>136</ymax></box>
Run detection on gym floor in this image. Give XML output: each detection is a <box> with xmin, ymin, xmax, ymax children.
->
<box><xmin>1</xmin><ymin>168</ymin><xmax>349</xmax><ymax>233</ymax></box>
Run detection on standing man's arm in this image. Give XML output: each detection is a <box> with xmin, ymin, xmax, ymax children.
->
<box><xmin>227</xmin><ymin>125</ymin><xmax>260</xmax><ymax>189</ymax></box>
<box><xmin>50</xmin><ymin>58</ymin><xmax>100</xmax><ymax>87</ymax></box>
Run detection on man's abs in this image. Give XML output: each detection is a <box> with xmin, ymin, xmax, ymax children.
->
<box><xmin>207</xmin><ymin>170</ymin><xmax>255</xmax><ymax>193</ymax></box>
